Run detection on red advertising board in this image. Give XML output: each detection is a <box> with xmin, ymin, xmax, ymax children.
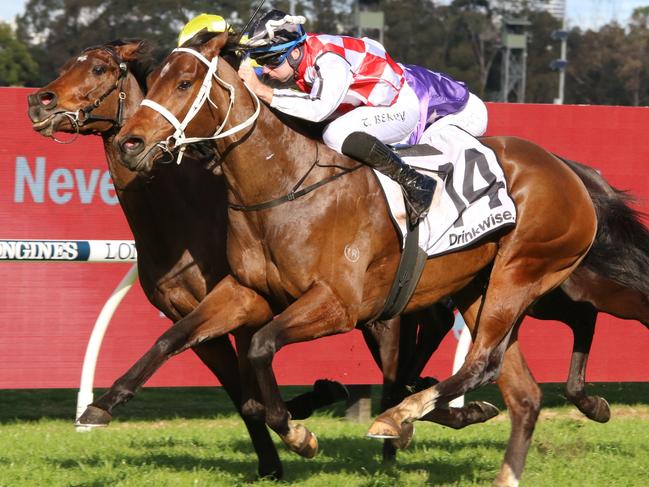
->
<box><xmin>1</xmin><ymin>88</ymin><xmax>647</xmax><ymax>389</ymax></box>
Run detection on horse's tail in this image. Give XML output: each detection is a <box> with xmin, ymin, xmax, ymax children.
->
<box><xmin>561</xmin><ymin>157</ymin><xmax>649</xmax><ymax>296</ymax></box>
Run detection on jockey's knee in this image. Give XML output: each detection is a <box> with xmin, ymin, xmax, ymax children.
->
<box><xmin>322</xmin><ymin>122</ymin><xmax>346</xmax><ymax>153</ymax></box>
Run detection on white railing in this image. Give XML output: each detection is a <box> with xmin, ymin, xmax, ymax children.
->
<box><xmin>0</xmin><ymin>239</ymin><xmax>138</xmax><ymax>429</ymax></box>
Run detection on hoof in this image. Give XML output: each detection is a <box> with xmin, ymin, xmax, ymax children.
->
<box><xmin>580</xmin><ymin>396</ymin><xmax>611</xmax><ymax>423</ymax></box>
<box><xmin>367</xmin><ymin>414</ymin><xmax>401</xmax><ymax>439</ymax></box>
<box><xmin>389</xmin><ymin>421</ymin><xmax>414</xmax><ymax>449</ymax></box>
<box><xmin>284</xmin><ymin>423</ymin><xmax>318</xmax><ymax>459</ymax></box>
<box><xmin>313</xmin><ymin>379</ymin><xmax>350</xmax><ymax>404</ymax></box>
<box><xmin>257</xmin><ymin>464</ymin><xmax>283</xmax><ymax>481</ymax></box>
<box><xmin>75</xmin><ymin>405</ymin><xmax>112</xmax><ymax>428</ymax></box>
<box><xmin>466</xmin><ymin>401</ymin><xmax>500</xmax><ymax>424</ymax></box>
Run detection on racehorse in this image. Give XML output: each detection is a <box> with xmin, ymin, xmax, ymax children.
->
<box><xmin>112</xmin><ymin>32</ymin><xmax>599</xmax><ymax>485</ymax></box>
<box><xmin>26</xmin><ymin>39</ymin><xmax>497</xmax><ymax>475</ymax></box>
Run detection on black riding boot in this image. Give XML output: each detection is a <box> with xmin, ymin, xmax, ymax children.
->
<box><xmin>341</xmin><ymin>131</ymin><xmax>436</xmax><ymax>228</ymax></box>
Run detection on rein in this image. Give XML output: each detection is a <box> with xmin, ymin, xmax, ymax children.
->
<box><xmin>51</xmin><ymin>47</ymin><xmax>129</xmax><ymax>144</ymax></box>
<box><xmin>229</xmin><ymin>144</ymin><xmax>363</xmax><ymax>212</ymax></box>
<box><xmin>140</xmin><ymin>47</ymin><xmax>261</xmax><ymax>165</ymax></box>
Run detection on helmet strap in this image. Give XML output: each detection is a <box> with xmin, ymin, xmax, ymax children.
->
<box><xmin>287</xmin><ymin>45</ymin><xmax>304</xmax><ymax>71</ymax></box>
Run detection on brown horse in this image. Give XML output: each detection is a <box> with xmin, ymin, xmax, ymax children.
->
<box><xmin>112</xmin><ymin>33</ymin><xmax>598</xmax><ymax>485</ymax></box>
<box><xmin>25</xmin><ymin>40</ymin><xmax>346</xmax><ymax>479</ymax></box>
<box><xmin>26</xmin><ymin>39</ymin><xmax>499</xmax><ymax>474</ymax></box>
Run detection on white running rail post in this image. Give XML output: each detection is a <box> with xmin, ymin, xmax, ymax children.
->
<box><xmin>450</xmin><ymin>313</ymin><xmax>472</xmax><ymax>408</ymax></box>
<box><xmin>75</xmin><ymin>263</ymin><xmax>138</xmax><ymax>429</ymax></box>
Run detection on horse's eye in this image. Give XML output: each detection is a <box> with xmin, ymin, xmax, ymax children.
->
<box><xmin>178</xmin><ymin>80</ymin><xmax>192</xmax><ymax>90</ymax></box>
<box><xmin>92</xmin><ymin>65</ymin><xmax>106</xmax><ymax>75</ymax></box>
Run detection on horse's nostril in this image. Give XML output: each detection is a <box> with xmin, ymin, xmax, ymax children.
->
<box><xmin>38</xmin><ymin>91</ymin><xmax>56</xmax><ymax>107</ymax></box>
<box><xmin>120</xmin><ymin>136</ymin><xmax>144</xmax><ymax>154</ymax></box>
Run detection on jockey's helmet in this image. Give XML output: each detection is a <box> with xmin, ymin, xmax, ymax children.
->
<box><xmin>178</xmin><ymin>13</ymin><xmax>229</xmax><ymax>47</ymax></box>
<box><xmin>245</xmin><ymin>9</ymin><xmax>307</xmax><ymax>67</ymax></box>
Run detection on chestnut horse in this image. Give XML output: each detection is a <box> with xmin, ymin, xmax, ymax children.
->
<box><xmin>26</xmin><ymin>40</ymin><xmax>498</xmax><ymax>475</ymax></box>
<box><xmin>112</xmin><ymin>33</ymin><xmax>598</xmax><ymax>485</ymax></box>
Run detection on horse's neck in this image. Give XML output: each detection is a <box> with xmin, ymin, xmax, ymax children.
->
<box><xmin>217</xmin><ymin>91</ymin><xmax>328</xmax><ymax>207</ymax></box>
<box><xmin>98</xmin><ymin>75</ymin><xmax>201</xmax><ymax>261</ymax></box>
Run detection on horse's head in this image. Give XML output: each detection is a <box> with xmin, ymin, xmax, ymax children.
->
<box><xmin>27</xmin><ymin>40</ymin><xmax>150</xmax><ymax>140</ymax></box>
<box><xmin>115</xmin><ymin>31</ymin><xmax>255</xmax><ymax>173</ymax></box>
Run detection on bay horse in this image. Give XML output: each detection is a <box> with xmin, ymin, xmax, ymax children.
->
<box><xmin>112</xmin><ymin>32</ymin><xmax>598</xmax><ymax>485</ymax></box>
<box><xmin>25</xmin><ymin>40</ymin><xmax>345</xmax><ymax>479</ymax></box>
<box><xmin>26</xmin><ymin>39</ymin><xmax>496</xmax><ymax>475</ymax></box>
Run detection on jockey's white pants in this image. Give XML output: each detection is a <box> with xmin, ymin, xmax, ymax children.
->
<box><xmin>322</xmin><ymin>87</ymin><xmax>488</xmax><ymax>154</ymax></box>
<box><xmin>420</xmin><ymin>93</ymin><xmax>488</xmax><ymax>142</ymax></box>
<box><xmin>322</xmin><ymin>80</ymin><xmax>420</xmax><ymax>153</ymax></box>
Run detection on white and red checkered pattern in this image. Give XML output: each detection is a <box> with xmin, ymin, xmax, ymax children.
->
<box><xmin>295</xmin><ymin>34</ymin><xmax>405</xmax><ymax>115</ymax></box>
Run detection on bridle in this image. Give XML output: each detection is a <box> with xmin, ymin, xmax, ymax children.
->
<box><xmin>140</xmin><ymin>47</ymin><xmax>260</xmax><ymax>164</ymax></box>
<box><xmin>50</xmin><ymin>47</ymin><xmax>129</xmax><ymax>144</ymax></box>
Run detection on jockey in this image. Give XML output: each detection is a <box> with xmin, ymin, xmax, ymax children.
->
<box><xmin>237</xmin><ymin>9</ymin><xmax>436</xmax><ymax>228</ymax></box>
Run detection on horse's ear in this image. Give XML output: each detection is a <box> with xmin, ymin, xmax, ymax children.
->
<box><xmin>113</xmin><ymin>40</ymin><xmax>150</xmax><ymax>62</ymax></box>
<box><xmin>200</xmin><ymin>31</ymin><xmax>229</xmax><ymax>59</ymax></box>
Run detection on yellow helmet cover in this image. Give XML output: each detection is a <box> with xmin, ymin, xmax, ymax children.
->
<box><xmin>178</xmin><ymin>14</ymin><xmax>229</xmax><ymax>47</ymax></box>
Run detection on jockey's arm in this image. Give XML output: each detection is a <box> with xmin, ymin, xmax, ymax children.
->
<box><xmin>270</xmin><ymin>53</ymin><xmax>353</xmax><ymax>122</ymax></box>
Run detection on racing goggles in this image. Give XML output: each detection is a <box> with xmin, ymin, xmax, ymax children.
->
<box><xmin>254</xmin><ymin>49</ymin><xmax>292</xmax><ymax>69</ymax></box>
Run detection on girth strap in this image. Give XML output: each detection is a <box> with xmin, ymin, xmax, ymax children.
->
<box><xmin>378</xmin><ymin>224</ymin><xmax>427</xmax><ymax>320</ymax></box>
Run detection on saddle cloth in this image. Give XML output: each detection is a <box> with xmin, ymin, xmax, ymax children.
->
<box><xmin>373</xmin><ymin>125</ymin><xmax>516</xmax><ymax>257</ymax></box>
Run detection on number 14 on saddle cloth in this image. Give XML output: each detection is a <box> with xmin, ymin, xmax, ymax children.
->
<box><xmin>376</xmin><ymin>125</ymin><xmax>517</xmax><ymax>257</ymax></box>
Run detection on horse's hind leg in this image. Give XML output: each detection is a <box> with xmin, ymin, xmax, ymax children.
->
<box><xmin>412</xmin><ymin>305</ymin><xmax>500</xmax><ymax>429</ymax></box>
<box><xmin>367</xmin><ymin>242</ymin><xmax>586</xmax><ymax>436</ymax></box>
<box><xmin>530</xmin><ymin>288</ymin><xmax>610</xmax><ymax>422</ymax></box>
<box><xmin>565</xmin><ymin>311</ymin><xmax>611</xmax><ymax>423</ymax></box>
<box><xmin>493</xmin><ymin>340</ymin><xmax>542</xmax><ymax>487</ymax></box>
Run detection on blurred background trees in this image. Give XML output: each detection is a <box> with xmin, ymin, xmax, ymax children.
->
<box><xmin>3</xmin><ymin>0</ymin><xmax>649</xmax><ymax>106</ymax></box>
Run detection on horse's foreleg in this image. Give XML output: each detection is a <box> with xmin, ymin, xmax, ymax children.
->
<box><xmin>76</xmin><ymin>276</ymin><xmax>273</xmax><ymax>426</ymax></box>
<box><xmin>248</xmin><ymin>281</ymin><xmax>357</xmax><ymax>459</ymax></box>
<box><xmin>224</xmin><ymin>329</ymin><xmax>283</xmax><ymax>480</ymax></box>
<box><xmin>493</xmin><ymin>340</ymin><xmax>542</xmax><ymax>487</ymax></box>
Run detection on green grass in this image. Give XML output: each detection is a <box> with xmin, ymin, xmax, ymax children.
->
<box><xmin>0</xmin><ymin>384</ymin><xmax>647</xmax><ymax>486</ymax></box>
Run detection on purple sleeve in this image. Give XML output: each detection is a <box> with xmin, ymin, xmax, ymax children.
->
<box><xmin>402</xmin><ymin>64</ymin><xmax>470</xmax><ymax>144</ymax></box>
